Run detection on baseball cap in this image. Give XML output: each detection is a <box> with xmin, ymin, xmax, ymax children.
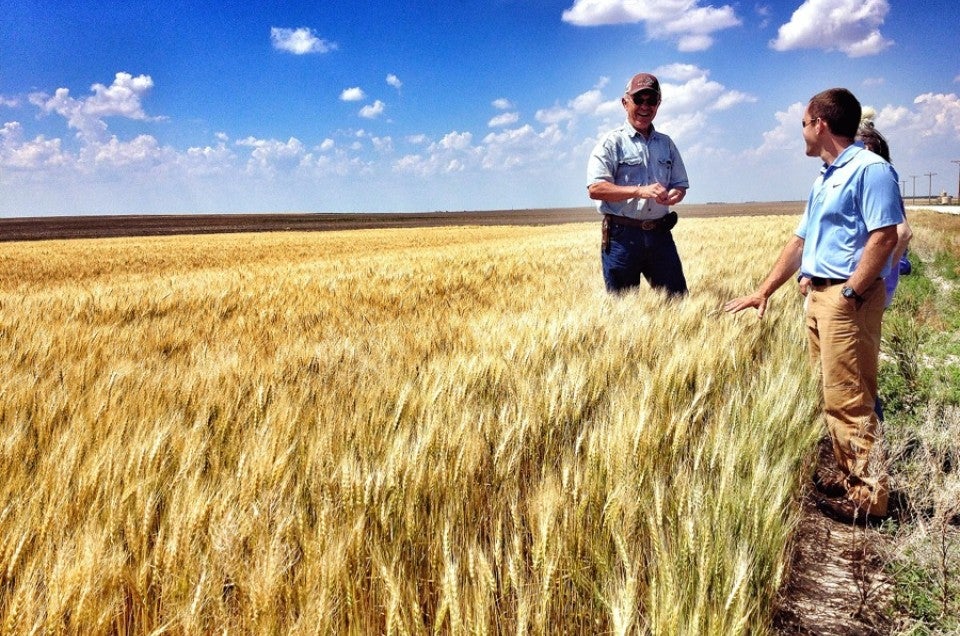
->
<box><xmin>625</xmin><ymin>73</ymin><xmax>660</xmax><ymax>96</ymax></box>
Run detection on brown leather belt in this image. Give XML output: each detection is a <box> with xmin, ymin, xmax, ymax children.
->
<box><xmin>604</xmin><ymin>214</ymin><xmax>667</xmax><ymax>231</ymax></box>
<box><xmin>810</xmin><ymin>277</ymin><xmax>847</xmax><ymax>287</ymax></box>
<box><xmin>809</xmin><ymin>276</ymin><xmax>882</xmax><ymax>287</ymax></box>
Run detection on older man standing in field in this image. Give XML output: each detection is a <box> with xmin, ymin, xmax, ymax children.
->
<box><xmin>724</xmin><ymin>88</ymin><xmax>904</xmax><ymax>524</ymax></box>
<box><xmin>586</xmin><ymin>72</ymin><xmax>689</xmax><ymax>296</ymax></box>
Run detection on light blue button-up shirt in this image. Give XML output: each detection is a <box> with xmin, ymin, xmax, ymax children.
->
<box><xmin>586</xmin><ymin>122</ymin><xmax>689</xmax><ymax>220</ymax></box>
<box><xmin>796</xmin><ymin>143</ymin><xmax>904</xmax><ymax>279</ymax></box>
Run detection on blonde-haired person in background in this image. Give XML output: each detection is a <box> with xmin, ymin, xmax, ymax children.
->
<box><xmin>855</xmin><ymin>110</ymin><xmax>913</xmax><ymax>309</ymax></box>
<box><xmin>813</xmin><ymin>113</ymin><xmax>912</xmax><ymax>424</ymax></box>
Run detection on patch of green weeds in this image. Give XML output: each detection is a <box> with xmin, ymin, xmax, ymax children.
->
<box><xmin>926</xmin><ymin>364</ymin><xmax>960</xmax><ymax>407</ymax></box>
<box><xmin>891</xmin><ymin>563</ymin><xmax>944</xmax><ymax>627</ymax></box>
<box><xmin>931</xmin><ymin>249</ymin><xmax>960</xmax><ymax>281</ymax></box>
<box><xmin>892</xmin><ymin>256</ymin><xmax>937</xmax><ymax>312</ymax></box>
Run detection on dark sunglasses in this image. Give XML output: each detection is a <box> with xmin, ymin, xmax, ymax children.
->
<box><xmin>631</xmin><ymin>93</ymin><xmax>660</xmax><ymax>107</ymax></box>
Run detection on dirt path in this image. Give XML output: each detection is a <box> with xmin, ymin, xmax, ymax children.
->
<box><xmin>773</xmin><ymin>441</ymin><xmax>895</xmax><ymax>635</ymax></box>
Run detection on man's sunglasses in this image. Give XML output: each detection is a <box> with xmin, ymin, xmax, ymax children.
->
<box><xmin>631</xmin><ymin>93</ymin><xmax>660</xmax><ymax>107</ymax></box>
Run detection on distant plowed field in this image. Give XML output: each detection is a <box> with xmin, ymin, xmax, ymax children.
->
<box><xmin>0</xmin><ymin>201</ymin><xmax>803</xmax><ymax>241</ymax></box>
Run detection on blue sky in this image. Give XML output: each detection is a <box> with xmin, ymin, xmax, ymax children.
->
<box><xmin>1</xmin><ymin>0</ymin><xmax>958</xmax><ymax>216</ymax></box>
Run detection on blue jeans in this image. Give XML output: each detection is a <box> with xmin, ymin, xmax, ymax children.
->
<box><xmin>602</xmin><ymin>224</ymin><xmax>687</xmax><ymax>296</ymax></box>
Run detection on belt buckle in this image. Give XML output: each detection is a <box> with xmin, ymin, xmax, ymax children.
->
<box><xmin>640</xmin><ymin>219</ymin><xmax>657</xmax><ymax>231</ymax></box>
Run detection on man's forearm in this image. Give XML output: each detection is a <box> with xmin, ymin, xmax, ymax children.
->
<box><xmin>847</xmin><ymin>225</ymin><xmax>899</xmax><ymax>294</ymax></box>
<box><xmin>588</xmin><ymin>181</ymin><xmax>665</xmax><ymax>202</ymax></box>
<box><xmin>758</xmin><ymin>235</ymin><xmax>804</xmax><ymax>298</ymax></box>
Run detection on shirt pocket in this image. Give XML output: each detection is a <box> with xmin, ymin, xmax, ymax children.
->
<box><xmin>616</xmin><ymin>156</ymin><xmax>646</xmax><ymax>187</ymax></box>
<box><xmin>655</xmin><ymin>158</ymin><xmax>672</xmax><ymax>186</ymax></box>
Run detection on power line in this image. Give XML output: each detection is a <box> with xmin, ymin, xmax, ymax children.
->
<box><xmin>952</xmin><ymin>160</ymin><xmax>960</xmax><ymax>201</ymax></box>
<box><xmin>923</xmin><ymin>172</ymin><xmax>937</xmax><ymax>203</ymax></box>
<box><xmin>924</xmin><ymin>172</ymin><xmax>937</xmax><ymax>204</ymax></box>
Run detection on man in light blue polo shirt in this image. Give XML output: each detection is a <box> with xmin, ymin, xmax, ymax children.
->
<box><xmin>725</xmin><ymin>88</ymin><xmax>904</xmax><ymax>524</ymax></box>
<box><xmin>586</xmin><ymin>72</ymin><xmax>689</xmax><ymax>296</ymax></box>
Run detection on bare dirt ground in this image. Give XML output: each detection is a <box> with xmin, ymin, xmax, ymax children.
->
<box><xmin>772</xmin><ymin>439</ymin><xmax>897</xmax><ymax>635</ymax></box>
<box><xmin>5</xmin><ymin>200</ymin><xmax>887</xmax><ymax>632</ymax></box>
<box><xmin>0</xmin><ymin>201</ymin><xmax>803</xmax><ymax>242</ymax></box>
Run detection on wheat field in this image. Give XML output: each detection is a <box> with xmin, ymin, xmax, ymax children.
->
<box><xmin>0</xmin><ymin>216</ymin><xmax>823</xmax><ymax>634</ymax></box>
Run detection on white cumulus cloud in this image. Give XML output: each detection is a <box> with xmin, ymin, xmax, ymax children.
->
<box><xmin>28</xmin><ymin>72</ymin><xmax>157</xmax><ymax>143</ymax></box>
<box><xmin>340</xmin><ymin>87</ymin><xmax>366</xmax><ymax>102</ymax></box>
<box><xmin>85</xmin><ymin>73</ymin><xmax>155</xmax><ymax>118</ymax></box>
<box><xmin>878</xmin><ymin>92</ymin><xmax>960</xmax><ymax>141</ymax></box>
<box><xmin>359</xmin><ymin>100</ymin><xmax>385</xmax><ymax>119</ymax></box>
<box><xmin>562</xmin><ymin>0</ymin><xmax>741</xmax><ymax>51</ymax></box>
<box><xmin>749</xmin><ymin>102</ymin><xmax>807</xmax><ymax>157</ymax></box>
<box><xmin>770</xmin><ymin>0</ymin><xmax>893</xmax><ymax>57</ymax></box>
<box><xmin>91</xmin><ymin>134</ymin><xmax>167</xmax><ymax>168</ymax></box>
<box><xmin>270</xmin><ymin>27</ymin><xmax>337</xmax><ymax>55</ymax></box>
<box><xmin>237</xmin><ymin>136</ymin><xmax>308</xmax><ymax>176</ymax></box>
<box><xmin>439</xmin><ymin>131</ymin><xmax>473</xmax><ymax>150</ymax></box>
<box><xmin>386</xmin><ymin>74</ymin><xmax>403</xmax><ymax>90</ymax></box>
<box><xmin>653</xmin><ymin>65</ymin><xmax>755</xmax><ymax>115</ymax></box>
<box><xmin>180</xmin><ymin>139</ymin><xmax>236</xmax><ymax>176</ymax></box>
<box><xmin>0</xmin><ymin>122</ymin><xmax>70</xmax><ymax>170</ymax></box>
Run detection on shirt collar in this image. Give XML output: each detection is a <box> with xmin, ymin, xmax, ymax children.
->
<box><xmin>821</xmin><ymin>143</ymin><xmax>862</xmax><ymax>173</ymax></box>
<box><xmin>623</xmin><ymin>121</ymin><xmax>656</xmax><ymax>139</ymax></box>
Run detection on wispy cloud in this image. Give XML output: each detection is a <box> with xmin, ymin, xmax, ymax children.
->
<box><xmin>770</xmin><ymin>0</ymin><xmax>892</xmax><ymax>57</ymax></box>
<box><xmin>386</xmin><ymin>74</ymin><xmax>403</xmax><ymax>90</ymax></box>
<box><xmin>755</xmin><ymin>5</ymin><xmax>772</xmax><ymax>29</ymax></box>
<box><xmin>488</xmin><ymin>112</ymin><xmax>519</xmax><ymax>127</ymax></box>
<box><xmin>270</xmin><ymin>27</ymin><xmax>337</xmax><ymax>55</ymax></box>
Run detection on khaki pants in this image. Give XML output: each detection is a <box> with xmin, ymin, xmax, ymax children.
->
<box><xmin>805</xmin><ymin>278</ymin><xmax>888</xmax><ymax>515</ymax></box>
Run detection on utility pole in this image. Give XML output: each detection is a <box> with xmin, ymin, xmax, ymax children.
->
<box><xmin>910</xmin><ymin>175</ymin><xmax>918</xmax><ymax>202</ymax></box>
<box><xmin>952</xmin><ymin>160</ymin><xmax>960</xmax><ymax>202</ymax></box>
<box><xmin>925</xmin><ymin>172</ymin><xmax>937</xmax><ymax>204</ymax></box>
<box><xmin>900</xmin><ymin>179</ymin><xmax>906</xmax><ymax>198</ymax></box>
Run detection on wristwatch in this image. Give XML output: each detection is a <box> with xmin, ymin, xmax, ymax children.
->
<box><xmin>841</xmin><ymin>285</ymin><xmax>865</xmax><ymax>302</ymax></box>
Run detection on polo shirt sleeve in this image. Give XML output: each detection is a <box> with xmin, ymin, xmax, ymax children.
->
<box><xmin>795</xmin><ymin>198</ymin><xmax>811</xmax><ymax>239</ymax></box>
<box><xmin>586</xmin><ymin>136</ymin><xmax>617</xmax><ymax>187</ymax></box>
<box><xmin>861</xmin><ymin>162</ymin><xmax>905</xmax><ymax>231</ymax></box>
<box><xmin>668</xmin><ymin>139</ymin><xmax>689</xmax><ymax>190</ymax></box>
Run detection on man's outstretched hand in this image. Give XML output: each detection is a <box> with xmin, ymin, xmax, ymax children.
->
<box><xmin>724</xmin><ymin>293</ymin><xmax>768</xmax><ymax>318</ymax></box>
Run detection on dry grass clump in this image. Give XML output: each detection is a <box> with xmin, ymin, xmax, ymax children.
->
<box><xmin>0</xmin><ymin>217</ymin><xmax>820</xmax><ymax>634</ymax></box>
<box><xmin>907</xmin><ymin>209</ymin><xmax>960</xmax><ymax>262</ymax></box>
<box><xmin>879</xmin><ymin>209</ymin><xmax>960</xmax><ymax>632</ymax></box>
